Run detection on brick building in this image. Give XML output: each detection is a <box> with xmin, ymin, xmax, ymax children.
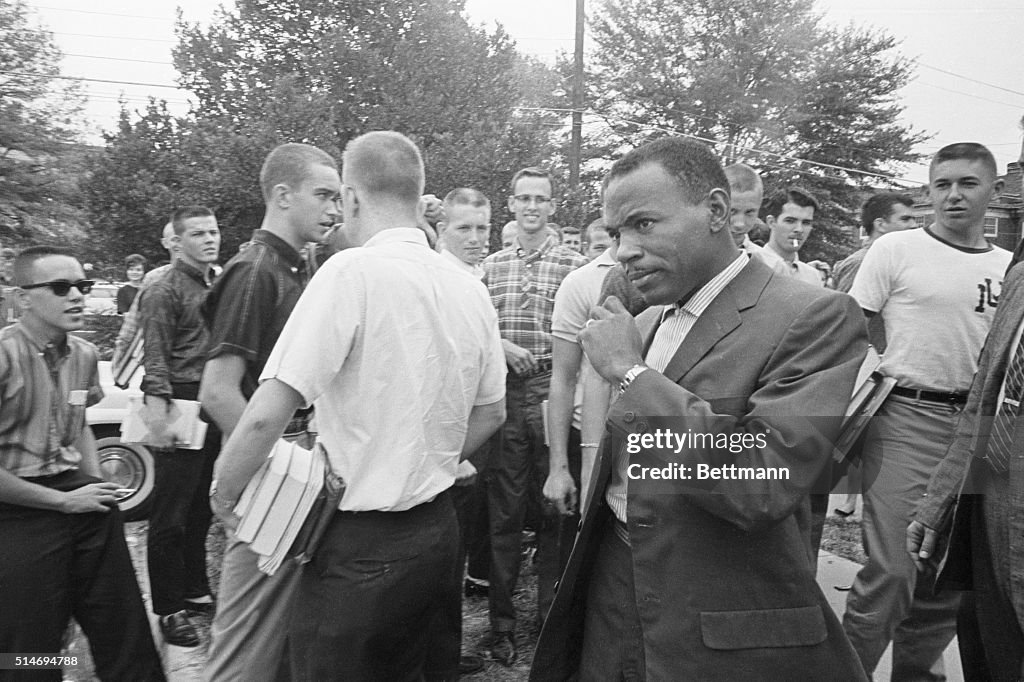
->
<box><xmin>910</xmin><ymin>151</ymin><xmax>1024</xmax><ymax>251</ymax></box>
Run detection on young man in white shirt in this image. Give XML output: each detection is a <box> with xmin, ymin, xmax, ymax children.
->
<box><xmin>212</xmin><ymin>131</ymin><xmax>506</xmax><ymax>680</ymax></box>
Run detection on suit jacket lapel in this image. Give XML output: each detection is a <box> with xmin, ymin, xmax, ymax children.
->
<box><xmin>659</xmin><ymin>259</ymin><xmax>770</xmax><ymax>385</ymax></box>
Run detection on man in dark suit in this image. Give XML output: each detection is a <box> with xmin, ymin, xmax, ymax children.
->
<box><xmin>530</xmin><ymin>137</ymin><xmax>869</xmax><ymax>681</ymax></box>
<box><xmin>908</xmin><ymin>259</ymin><xmax>1024</xmax><ymax>681</ymax></box>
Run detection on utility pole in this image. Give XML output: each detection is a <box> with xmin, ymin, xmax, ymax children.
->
<box><xmin>569</xmin><ymin>0</ymin><xmax>584</xmax><ymax>188</ymax></box>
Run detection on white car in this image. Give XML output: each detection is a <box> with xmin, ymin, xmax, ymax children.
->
<box><xmin>84</xmin><ymin>283</ymin><xmax>120</xmax><ymax>316</ymax></box>
<box><xmin>87</xmin><ymin>361</ymin><xmax>155</xmax><ymax>520</ymax></box>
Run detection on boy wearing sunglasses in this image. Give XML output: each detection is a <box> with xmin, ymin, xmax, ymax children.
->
<box><xmin>0</xmin><ymin>246</ymin><xmax>165</xmax><ymax>680</ymax></box>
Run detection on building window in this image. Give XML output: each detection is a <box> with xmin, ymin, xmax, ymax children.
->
<box><xmin>984</xmin><ymin>216</ymin><xmax>998</xmax><ymax>238</ymax></box>
<box><xmin>914</xmin><ymin>214</ymin><xmax>932</xmax><ymax>229</ymax></box>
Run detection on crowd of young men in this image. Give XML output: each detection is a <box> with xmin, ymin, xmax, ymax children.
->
<box><xmin>1</xmin><ymin>134</ymin><xmax>1022</xmax><ymax>681</ymax></box>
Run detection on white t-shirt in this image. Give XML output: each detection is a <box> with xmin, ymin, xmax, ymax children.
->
<box><xmin>850</xmin><ymin>226</ymin><xmax>1010</xmax><ymax>392</ymax></box>
<box><xmin>261</xmin><ymin>228</ymin><xmax>507</xmax><ymax>512</ymax></box>
<box><xmin>550</xmin><ymin>249</ymin><xmax>617</xmax><ymax>430</ymax></box>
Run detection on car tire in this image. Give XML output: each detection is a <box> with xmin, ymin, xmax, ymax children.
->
<box><xmin>92</xmin><ymin>430</ymin><xmax>155</xmax><ymax>521</ymax></box>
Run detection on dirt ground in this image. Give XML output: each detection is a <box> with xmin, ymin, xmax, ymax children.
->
<box><xmin>59</xmin><ymin>515</ymin><xmax>865</xmax><ymax>680</ymax></box>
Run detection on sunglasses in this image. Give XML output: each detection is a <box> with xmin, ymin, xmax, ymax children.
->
<box><xmin>21</xmin><ymin>279</ymin><xmax>95</xmax><ymax>296</ymax></box>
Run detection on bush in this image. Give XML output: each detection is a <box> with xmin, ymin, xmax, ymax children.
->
<box><xmin>74</xmin><ymin>315</ymin><xmax>123</xmax><ymax>360</ymax></box>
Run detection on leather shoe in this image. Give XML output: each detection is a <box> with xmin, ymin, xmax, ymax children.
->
<box><xmin>459</xmin><ymin>655</ymin><xmax>484</xmax><ymax>675</ymax></box>
<box><xmin>158</xmin><ymin>610</ymin><xmax>200</xmax><ymax>648</ymax></box>
<box><xmin>464</xmin><ymin>579</ymin><xmax>489</xmax><ymax>599</ymax></box>
<box><xmin>184</xmin><ymin>597</ymin><xmax>216</xmax><ymax>617</ymax></box>
<box><xmin>483</xmin><ymin>631</ymin><xmax>516</xmax><ymax>666</ymax></box>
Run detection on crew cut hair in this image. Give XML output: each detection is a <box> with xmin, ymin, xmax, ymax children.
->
<box><xmin>861</xmin><ymin>193</ymin><xmax>913</xmax><ymax>235</ymax></box>
<box><xmin>724</xmin><ymin>163</ymin><xmax>763</xmax><ymax>195</ymax></box>
<box><xmin>342</xmin><ymin>131</ymin><xmax>424</xmax><ymax>205</ymax></box>
<box><xmin>603</xmin><ymin>137</ymin><xmax>728</xmax><ymax>205</ymax></box>
<box><xmin>259</xmin><ymin>143</ymin><xmax>338</xmax><ymax>203</ymax></box>
<box><xmin>930</xmin><ymin>142</ymin><xmax>998</xmax><ymax>179</ymax></box>
<box><xmin>13</xmin><ymin>245</ymin><xmax>78</xmax><ymax>287</ymax></box>
<box><xmin>171</xmin><ymin>206</ymin><xmax>215</xmax><ymax>235</ymax></box>
<box><xmin>443</xmin><ymin>187</ymin><xmax>491</xmax><ymax>213</ymax></box>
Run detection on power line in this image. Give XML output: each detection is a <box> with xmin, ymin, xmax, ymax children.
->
<box><xmin>920</xmin><ymin>63</ymin><xmax>1024</xmax><ymax>99</ymax></box>
<box><xmin>913</xmin><ymin>80</ymin><xmax>1024</xmax><ymax>110</ymax></box>
<box><xmin>63</xmin><ymin>53</ymin><xmax>173</xmax><ymax>66</ymax></box>
<box><xmin>0</xmin><ymin>69</ymin><xmax>184</xmax><ymax>90</ymax></box>
<box><xmin>52</xmin><ymin>31</ymin><xmax>176</xmax><ymax>44</ymax></box>
<box><xmin>32</xmin><ymin>5</ymin><xmax>169</xmax><ymax>20</ymax></box>
<box><xmin>517</xmin><ymin>106</ymin><xmax>921</xmax><ymax>187</ymax></box>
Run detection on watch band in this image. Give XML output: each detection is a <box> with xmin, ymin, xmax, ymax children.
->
<box><xmin>619</xmin><ymin>364</ymin><xmax>649</xmax><ymax>393</ymax></box>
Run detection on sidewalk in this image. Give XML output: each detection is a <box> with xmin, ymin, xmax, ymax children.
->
<box><xmin>817</xmin><ymin>550</ymin><xmax>964</xmax><ymax>682</ymax></box>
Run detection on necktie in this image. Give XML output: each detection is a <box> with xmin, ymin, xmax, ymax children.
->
<box><xmin>985</xmin><ymin>332</ymin><xmax>1024</xmax><ymax>473</ymax></box>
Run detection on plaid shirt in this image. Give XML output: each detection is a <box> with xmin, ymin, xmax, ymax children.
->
<box><xmin>0</xmin><ymin>324</ymin><xmax>104</xmax><ymax>478</ymax></box>
<box><xmin>482</xmin><ymin>235</ymin><xmax>587</xmax><ymax>362</ymax></box>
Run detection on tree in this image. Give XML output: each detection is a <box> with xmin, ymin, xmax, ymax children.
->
<box><xmin>86</xmin><ymin>0</ymin><xmax>565</xmax><ymax>261</ymax></box>
<box><xmin>0</xmin><ymin>0</ymin><xmax>89</xmax><ymax>247</ymax></box>
<box><xmin>585</xmin><ymin>0</ymin><xmax>929</xmax><ymax>261</ymax></box>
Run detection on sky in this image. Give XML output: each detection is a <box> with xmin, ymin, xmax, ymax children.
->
<box><xmin>22</xmin><ymin>0</ymin><xmax>1024</xmax><ymax>185</ymax></box>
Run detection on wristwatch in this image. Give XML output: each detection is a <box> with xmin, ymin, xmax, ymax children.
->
<box><xmin>619</xmin><ymin>364</ymin><xmax>649</xmax><ymax>393</ymax></box>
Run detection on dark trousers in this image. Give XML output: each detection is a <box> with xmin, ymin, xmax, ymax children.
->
<box><xmin>452</xmin><ymin>432</ymin><xmax>497</xmax><ymax>583</ymax></box>
<box><xmin>488</xmin><ymin>371</ymin><xmax>581</xmax><ymax>632</ymax></box>
<box><xmin>147</xmin><ymin>382</ymin><xmax>220</xmax><ymax>616</ymax></box>
<box><xmin>579</xmin><ymin>519</ymin><xmax>646</xmax><ymax>682</ymax></box>
<box><xmin>956</xmin><ymin>475</ymin><xmax>1024</xmax><ymax>682</ymax></box>
<box><xmin>289</xmin><ymin>490</ymin><xmax>461</xmax><ymax>682</ymax></box>
<box><xmin>0</xmin><ymin>470</ymin><xmax>165</xmax><ymax>682</ymax></box>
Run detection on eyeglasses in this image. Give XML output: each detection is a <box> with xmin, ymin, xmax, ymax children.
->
<box><xmin>21</xmin><ymin>279</ymin><xmax>94</xmax><ymax>296</ymax></box>
<box><xmin>513</xmin><ymin>194</ymin><xmax>552</xmax><ymax>206</ymax></box>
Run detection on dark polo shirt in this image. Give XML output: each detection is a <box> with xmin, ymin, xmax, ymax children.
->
<box><xmin>203</xmin><ymin>229</ymin><xmax>307</xmax><ymax>399</ymax></box>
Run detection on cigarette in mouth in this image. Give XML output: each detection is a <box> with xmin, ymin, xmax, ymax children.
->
<box><xmin>790</xmin><ymin>238</ymin><xmax>800</xmax><ymax>248</ymax></box>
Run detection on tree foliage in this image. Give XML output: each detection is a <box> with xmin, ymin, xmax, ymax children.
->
<box><xmin>585</xmin><ymin>0</ymin><xmax>929</xmax><ymax>261</ymax></box>
<box><xmin>0</xmin><ymin>0</ymin><xmax>89</xmax><ymax>247</ymax></box>
<box><xmin>85</xmin><ymin>0</ymin><xmax>563</xmax><ymax>261</ymax></box>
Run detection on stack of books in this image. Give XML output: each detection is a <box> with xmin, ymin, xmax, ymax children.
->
<box><xmin>233</xmin><ymin>440</ymin><xmax>329</xmax><ymax>575</ymax></box>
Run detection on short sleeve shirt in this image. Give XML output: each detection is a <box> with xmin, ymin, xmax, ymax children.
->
<box><xmin>261</xmin><ymin>228</ymin><xmax>506</xmax><ymax>512</ymax></box>
<box><xmin>0</xmin><ymin>325</ymin><xmax>103</xmax><ymax>478</ymax></box>
<box><xmin>850</xmin><ymin>226</ymin><xmax>1011</xmax><ymax>391</ymax></box>
<box><xmin>203</xmin><ymin>230</ymin><xmax>306</xmax><ymax>399</ymax></box>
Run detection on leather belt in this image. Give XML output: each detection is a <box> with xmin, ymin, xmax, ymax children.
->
<box><xmin>891</xmin><ymin>385</ymin><xmax>967</xmax><ymax>405</ymax></box>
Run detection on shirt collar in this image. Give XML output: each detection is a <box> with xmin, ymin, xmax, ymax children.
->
<box><xmin>594</xmin><ymin>248</ymin><xmax>618</xmax><ymax>267</ymax></box>
<box><xmin>661</xmin><ymin>253</ymin><xmax>749</xmax><ymax>322</ymax></box>
<box><xmin>173</xmin><ymin>258</ymin><xmax>214</xmax><ymax>286</ymax></box>
<box><xmin>363</xmin><ymin>227</ymin><xmax>429</xmax><ymax>249</ymax></box>
<box><xmin>764</xmin><ymin>241</ymin><xmax>801</xmax><ymax>266</ymax></box>
<box><xmin>251</xmin><ymin>229</ymin><xmax>304</xmax><ymax>268</ymax></box>
<box><xmin>13</xmin><ymin>323</ymin><xmax>70</xmax><ymax>358</ymax></box>
<box><xmin>440</xmin><ymin>248</ymin><xmax>484</xmax><ymax>277</ymax></box>
<box><xmin>514</xmin><ymin>234</ymin><xmax>557</xmax><ymax>259</ymax></box>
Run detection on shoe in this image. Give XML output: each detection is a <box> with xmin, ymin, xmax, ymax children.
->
<box><xmin>464</xmin><ymin>578</ymin><xmax>489</xmax><ymax>599</ymax></box>
<box><xmin>459</xmin><ymin>655</ymin><xmax>484</xmax><ymax>675</ymax></box>
<box><xmin>184</xmin><ymin>597</ymin><xmax>216</xmax><ymax>616</ymax></box>
<box><xmin>482</xmin><ymin>631</ymin><xmax>516</xmax><ymax>666</ymax></box>
<box><xmin>833</xmin><ymin>508</ymin><xmax>855</xmax><ymax>518</ymax></box>
<box><xmin>158</xmin><ymin>610</ymin><xmax>200</xmax><ymax>648</ymax></box>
